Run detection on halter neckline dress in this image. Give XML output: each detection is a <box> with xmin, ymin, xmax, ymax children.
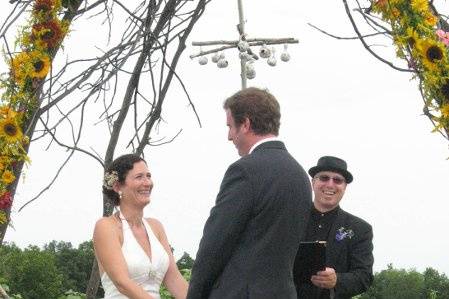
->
<box><xmin>101</xmin><ymin>213</ymin><xmax>169</xmax><ymax>298</ymax></box>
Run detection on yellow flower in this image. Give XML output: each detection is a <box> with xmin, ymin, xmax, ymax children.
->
<box><xmin>411</xmin><ymin>0</ymin><xmax>428</xmax><ymax>13</ymax></box>
<box><xmin>424</xmin><ymin>13</ymin><xmax>438</xmax><ymax>27</ymax></box>
<box><xmin>1</xmin><ymin>170</ymin><xmax>15</xmax><ymax>185</ymax></box>
<box><xmin>10</xmin><ymin>50</ymin><xmax>51</xmax><ymax>84</ymax></box>
<box><xmin>441</xmin><ymin>104</ymin><xmax>449</xmax><ymax>117</ymax></box>
<box><xmin>0</xmin><ymin>211</ymin><xmax>7</xmax><ymax>225</ymax></box>
<box><xmin>29</xmin><ymin>51</ymin><xmax>51</xmax><ymax>79</ymax></box>
<box><xmin>0</xmin><ymin>156</ymin><xmax>11</xmax><ymax>164</ymax></box>
<box><xmin>406</xmin><ymin>27</ymin><xmax>420</xmax><ymax>49</ymax></box>
<box><xmin>0</xmin><ymin>106</ymin><xmax>18</xmax><ymax>119</ymax></box>
<box><xmin>416</xmin><ymin>39</ymin><xmax>446</xmax><ymax>71</ymax></box>
<box><xmin>0</xmin><ymin>117</ymin><xmax>23</xmax><ymax>144</ymax></box>
<box><xmin>0</xmin><ymin>161</ymin><xmax>4</xmax><ymax>171</ymax></box>
<box><xmin>10</xmin><ymin>52</ymin><xmax>32</xmax><ymax>85</ymax></box>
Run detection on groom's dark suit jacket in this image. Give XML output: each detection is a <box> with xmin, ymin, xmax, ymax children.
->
<box><xmin>294</xmin><ymin>208</ymin><xmax>374</xmax><ymax>299</ymax></box>
<box><xmin>187</xmin><ymin>141</ymin><xmax>312</xmax><ymax>299</ymax></box>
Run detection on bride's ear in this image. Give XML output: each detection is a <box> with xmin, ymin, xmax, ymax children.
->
<box><xmin>112</xmin><ymin>181</ymin><xmax>121</xmax><ymax>194</ymax></box>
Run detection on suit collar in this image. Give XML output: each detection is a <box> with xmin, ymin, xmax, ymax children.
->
<box><xmin>251</xmin><ymin>140</ymin><xmax>285</xmax><ymax>153</ymax></box>
<box><xmin>249</xmin><ymin>137</ymin><xmax>281</xmax><ymax>154</ymax></box>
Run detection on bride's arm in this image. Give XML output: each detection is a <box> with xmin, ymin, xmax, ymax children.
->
<box><xmin>148</xmin><ymin>218</ymin><xmax>188</xmax><ymax>299</ymax></box>
<box><xmin>93</xmin><ymin>217</ymin><xmax>155</xmax><ymax>299</ymax></box>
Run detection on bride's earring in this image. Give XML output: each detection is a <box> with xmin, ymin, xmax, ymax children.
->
<box><xmin>118</xmin><ymin>191</ymin><xmax>123</xmax><ymax>200</ymax></box>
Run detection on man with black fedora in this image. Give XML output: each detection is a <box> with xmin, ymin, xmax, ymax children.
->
<box><xmin>293</xmin><ymin>156</ymin><xmax>373</xmax><ymax>299</ymax></box>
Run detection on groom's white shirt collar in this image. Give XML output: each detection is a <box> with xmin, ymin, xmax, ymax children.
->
<box><xmin>248</xmin><ymin>136</ymin><xmax>281</xmax><ymax>154</ymax></box>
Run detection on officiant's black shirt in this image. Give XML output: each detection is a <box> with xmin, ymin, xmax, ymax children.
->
<box><xmin>296</xmin><ymin>206</ymin><xmax>340</xmax><ymax>299</ymax></box>
<box><xmin>306</xmin><ymin>206</ymin><xmax>339</xmax><ymax>242</ymax></box>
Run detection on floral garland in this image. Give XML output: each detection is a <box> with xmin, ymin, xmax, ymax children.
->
<box><xmin>372</xmin><ymin>0</ymin><xmax>449</xmax><ymax>136</ymax></box>
<box><xmin>0</xmin><ymin>0</ymin><xmax>69</xmax><ymax>225</ymax></box>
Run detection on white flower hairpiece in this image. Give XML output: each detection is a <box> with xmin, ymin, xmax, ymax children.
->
<box><xmin>103</xmin><ymin>170</ymin><xmax>118</xmax><ymax>190</ymax></box>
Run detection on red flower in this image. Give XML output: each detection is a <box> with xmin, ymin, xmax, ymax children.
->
<box><xmin>34</xmin><ymin>0</ymin><xmax>54</xmax><ymax>15</ymax></box>
<box><xmin>0</xmin><ymin>192</ymin><xmax>12</xmax><ymax>210</ymax></box>
<box><xmin>32</xmin><ymin>20</ymin><xmax>63</xmax><ymax>49</ymax></box>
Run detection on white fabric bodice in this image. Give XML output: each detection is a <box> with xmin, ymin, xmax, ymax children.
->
<box><xmin>101</xmin><ymin>214</ymin><xmax>170</xmax><ymax>298</ymax></box>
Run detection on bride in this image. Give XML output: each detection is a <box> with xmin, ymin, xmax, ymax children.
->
<box><xmin>93</xmin><ymin>154</ymin><xmax>188</xmax><ymax>298</ymax></box>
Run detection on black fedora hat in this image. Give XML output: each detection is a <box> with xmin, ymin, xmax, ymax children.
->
<box><xmin>308</xmin><ymin>156</ymin><xmax>353</xmax><ymax>184</ymax></box>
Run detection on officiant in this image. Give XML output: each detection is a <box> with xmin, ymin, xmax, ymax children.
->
<box><xmin>293</xmin><ymin>156</ymin><xmax>374</xmax><ymax>299</ymax></box>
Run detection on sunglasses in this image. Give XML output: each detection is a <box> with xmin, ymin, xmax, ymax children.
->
<box><xmin>315</xmin><ymin>174</ymin><xmax>346</xmax><ymax>185</ymax></box>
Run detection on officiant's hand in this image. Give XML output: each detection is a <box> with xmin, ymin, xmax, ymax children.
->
<box><xmin>311</xmin><ymin>267</ymin><xmax>337</xmax><ymax>289</ymax></box>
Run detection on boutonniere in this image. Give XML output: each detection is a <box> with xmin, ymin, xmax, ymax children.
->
<box><xmin>335</xmin><ymin>227</ymin><xmax>354</xmax><ymax>241</ymax></box>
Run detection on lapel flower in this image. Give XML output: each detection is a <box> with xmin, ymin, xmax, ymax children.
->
<box><xmin>335</xmin><ymin>227</ymin><xmax>354</xmax><ymax>241</ymax></box>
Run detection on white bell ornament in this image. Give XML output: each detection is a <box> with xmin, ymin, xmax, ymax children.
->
<box><xmin>198</xmin><ymin>56</ymin><xmax>208</xmax><ymax>65</ymax></box>
<box><xmin>267</xmin><ymin>56</ymin><xmax>277</xmax><ymax>67</ymax></box>
<box><xmin>245</xmin><ymin>62</ymin><xmax>256</xmax><ymax>79</ymax></box>
<box><xmin>259</xmin><ymin>44</ymin><xmax>271</xmax><ymax>59</ymax></box>
<box><xmin>217</xmin><ymin>58</ymin><xmax>228</xmax><ymax>68</ymax></box>
<box><xmin>212</xmin><ymin>52</ymin><xmax>220</xmax><ymax>63</ymax></box>
<box><xmin>267</xmin><ymin>47</ymin><xmax>276</xmax><ymax>66</ymax></box>
<box><xmin>280</xmin><ymin>44</ymin><xmax>290</xmax><ymax>62</ymax></box>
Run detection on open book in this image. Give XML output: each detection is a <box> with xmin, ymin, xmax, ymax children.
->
<box><xmin>297</xmin><ymin>241</ymin><xmax>327</xmax><ymax>283</ymax></box>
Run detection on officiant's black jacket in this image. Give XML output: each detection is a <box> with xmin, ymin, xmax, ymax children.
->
<box><xmin>294</xmin><ymin>208</ymin><xmax>374</xmax><ymax>299</ymax></box>
<box><xmin>187</xmin><ymin>141</ymin><xmax>312</xmax><ymax>299</ymax></box>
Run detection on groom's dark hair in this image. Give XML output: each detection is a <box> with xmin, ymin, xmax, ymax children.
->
<box><xmin>223</xmin><ymin>87</ymin><xmax>280</xmax><ymax>136</ymax></box>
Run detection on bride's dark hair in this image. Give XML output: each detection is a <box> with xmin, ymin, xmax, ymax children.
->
<box><xmin>102</xmin><ymin>154</ymin><xmax>146</xmax><ymax>206</ymax></box>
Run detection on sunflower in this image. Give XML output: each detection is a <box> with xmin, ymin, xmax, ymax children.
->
<box><xmin>32</xmin><ymin>20</ymin><xmax>63</xmax><ymax>49</ymax></box>
<box><xmin>0</xmin><ymin>117</ymin><xmax>23</xmax><ymax>144</ymax></box>
<box><xmin>29</xmin><ymin>51</ymin><xmax>51</xmax><ymax>78</ymax></box>
<box><xmin>416</xmin><ymin>39</ymin><xmax>446</xmax><ymax>71</ymax></box>
<box><xmin>1</xmin><ymin>170</ymin><xmax>15</xmax><ymax>185</ymax></box>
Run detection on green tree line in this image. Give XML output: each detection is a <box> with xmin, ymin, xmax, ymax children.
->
<box><xmin>1</xmin><ymin>241</ymin><xmax>448</xmax><ymax>298</ymax></box>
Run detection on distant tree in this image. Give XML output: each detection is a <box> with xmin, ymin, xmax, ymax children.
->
<box><xmin>0</xmin><ymin>245</ymin><xmax>64</xmax><ymax>298</ymax></box>
<box><xmin>423</xmin><ymin>267</ymin><xmax>449</xmax><ymax>299</ymax></box>
<box><xmin>358</xmin><ymin>264</ymin><xmax>449</xmax><ymax>299</ymax></box>
<box><xmin>44</xmin><ymin>240</ymin><xmax>95</xmax><ymax>295</ymax></box>
<box><xmin>176</xmin><ymin>251</ymin><xmax>195</xmax><ymax>271</ymax></box>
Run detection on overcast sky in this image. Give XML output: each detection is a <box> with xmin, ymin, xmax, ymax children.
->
<box><xmin>2</xmin><ymin>0</ymin><xmax>449</xmax><ymax>276</ymax></box>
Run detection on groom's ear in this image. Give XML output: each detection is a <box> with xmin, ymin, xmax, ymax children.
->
<box><xmin>241</xmin><ymin>117</ymin><xmax>251</xmax><ymax>133</ymax></box>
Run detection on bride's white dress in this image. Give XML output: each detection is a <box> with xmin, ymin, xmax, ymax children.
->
<box><xmin>101</xmin><ymin>214</ymin><xmax>169</xmax><ymax>298</ymax></box>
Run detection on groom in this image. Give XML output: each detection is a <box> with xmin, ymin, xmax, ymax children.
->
<box><xmin>187</xmin><ymin>87</ymin><xmax>312</xmax><ymax>299</ymax></box>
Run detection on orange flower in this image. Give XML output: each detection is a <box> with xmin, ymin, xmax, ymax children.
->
<box><xmin>1</xmin><ymin>170</ymin><xmax>15</xmax><ymax>185</ymax></box>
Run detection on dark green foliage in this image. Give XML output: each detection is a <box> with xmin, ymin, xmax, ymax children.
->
<box><xmin>359</xmin><ymin>264</ymin><xmax>449</xmax><ymax>299</ymax></box>
<box><xmin>43</xmin><ymin>240</ymin><xmax>95</xmax><ymax>294</ymax></box>
<box><xmin>0</xmin><ymin>244</ymin><xmax>63</xmax><ymax>299</ymax></box>
<box><xmin>3</xmin><ymin>240</ymin><xmax>448</xmax><ymax>299</ymax></box>
<box><xmin>176</xmin><ymin>252</ymin><xmax>195</xmax><ymax>271</ymax></box>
